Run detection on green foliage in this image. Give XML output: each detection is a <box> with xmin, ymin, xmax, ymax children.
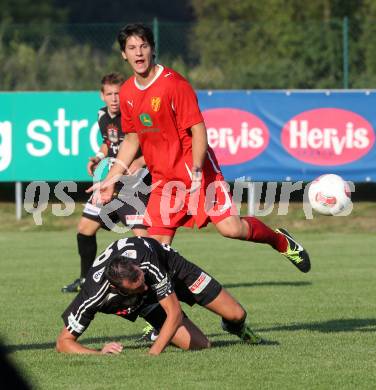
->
<box><xmin>3</xmin><ymin>0</ymin><xmax>376</xmax><ymax>89</ymax></box>
<box><xmin>189</xmin><ymin>0</ymin><xmax>376</xmax><ymax>88</ymax></box>
<box><xmin>0</xmin><ymin>0</ymin><xmax>67</xmax><ymax>24</ymax></box>
<box><xmin>0</xmin><ymin>23</ymin><xmax>131</xmax><ymax>90</ymax></box>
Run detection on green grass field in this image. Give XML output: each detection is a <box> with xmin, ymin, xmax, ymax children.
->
<box><xmin>1</xmin><ymin>203</ymin><xmax>376</xmax><ymax>389</ymax></box>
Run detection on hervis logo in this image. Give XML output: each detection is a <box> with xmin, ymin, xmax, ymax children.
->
<box><xmin>202</xmin><ymin>108</ymin><xmax>269</xmax><ymax>165</ymax></box>
<box><xmin>281</xmin><ymin>108</ymin><xmax>375</xmax><ymax>166</ymax></box>
<box><xmin>139</xmin><ymin>113</ymin><xmax>153</xmax><ymax>127</ymax></box>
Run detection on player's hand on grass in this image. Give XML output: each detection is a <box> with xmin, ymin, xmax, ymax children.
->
<box><xmin>101</xmin><ymin>342</ymin><xmax>123</xmax><ymax>354</ymax></box>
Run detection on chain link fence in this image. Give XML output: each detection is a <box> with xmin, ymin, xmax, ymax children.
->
<box><xmin>1</xmin><ymin>19</ymin><xmax>376</xmax><ymax>90</ymax></box>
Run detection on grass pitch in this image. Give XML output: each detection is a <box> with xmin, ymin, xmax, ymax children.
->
<box><xmin>1</xmin><ymin>203</ymin><xmax>376</xmax><ymax>389</ymax></box>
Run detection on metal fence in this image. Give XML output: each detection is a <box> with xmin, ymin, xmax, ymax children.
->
<box><xmin>1</xmin><ymin>18</ymin><xmax>376</xmax><ymax>90</ymax></box>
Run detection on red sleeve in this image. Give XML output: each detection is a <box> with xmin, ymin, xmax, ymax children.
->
<box><xmin>171</xmin><ymin>79</ymin><xmax>204</xmax><ymax>131</ymax></box>
<box><xmin>120</xmin><ymin>89</ymin><xmax>136</xmax><ymax>134</ymax></box>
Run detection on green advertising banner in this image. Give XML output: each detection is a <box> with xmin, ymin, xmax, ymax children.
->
<box><xmin>0</xmin><ymin>92</ymin><xmax>104</xmax><ymax>181</ymax></box>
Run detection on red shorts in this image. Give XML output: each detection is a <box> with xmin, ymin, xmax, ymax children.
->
<box><xmin>144</xmin><ymin>159</ymin><xmax>238</xmax><ymax>235</ymax></box>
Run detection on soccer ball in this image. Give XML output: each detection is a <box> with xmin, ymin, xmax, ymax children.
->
<box><xmin>308</xmin><ymin>174</ymin><xmax>351</xmax><ymax>215</ymax></box>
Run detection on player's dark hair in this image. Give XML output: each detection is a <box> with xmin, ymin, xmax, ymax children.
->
<box><xmin>117</xmin><ymin>23</ymin><xmax>155</xmax><ymax>53</ymax></box>
<box><xmin>105</xmin><ymin>256</ymin><xmax>140</xmax><ymax>287</ymax></box>
<box><xmin>100</xmin><ymin>72</ymin><xmax>124</xmax><ymax>92</ymax></box>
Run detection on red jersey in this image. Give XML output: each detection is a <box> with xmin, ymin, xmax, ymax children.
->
<box><xmin>120</xmin><ymin>65</ymin><xmax>217</xmax><ymax>184</ymax></box>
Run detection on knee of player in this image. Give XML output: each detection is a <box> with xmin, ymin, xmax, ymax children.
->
<box><xmin>190</xmin><ymin>337</ymin><xmax>211</xmax><ymax>350</ymax></box>
<box><xmin>77</xmin><ymin>219</ymin><xmax>97</xmax><ymax>235</ymax></box>
<box><xmin>219</xmin><ymin>227</ymin><xmax>242</xmax><ymax>239</ymax></box>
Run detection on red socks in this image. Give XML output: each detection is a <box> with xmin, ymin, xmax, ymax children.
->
<box><xmin>242</xmin><ymin>216</ymin><xmax>288</xmax><ymax>253</ymax></box>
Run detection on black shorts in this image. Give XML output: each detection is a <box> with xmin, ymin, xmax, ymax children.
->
<box><xmin>140</xmin><ymin>304</ymin><xmax>188</xmax><ymax>331</ymax></box>
<box><xmin>173</xmin><ymin>262</ymin><xmax>222</xmax><ymax>307</ymax></box>
<box><xmin>117</xmin><ymin>250</ymin><xmax>222</xmax><ymax>330</ymax></box>
<box><xmin>82</xmin><ymin>189</ymin><xmax>149</xmax><ymax>230</ymax></box>
<box><xmin>119</xmin><ymin>266</ymin><xmax>222</xmax><ymax>331</ymax></box>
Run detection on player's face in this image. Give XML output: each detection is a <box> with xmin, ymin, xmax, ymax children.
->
<box><xmin>100</xmin><ymin>83</ymin><xmax>120</xmax><ymax>116</ymax></box>
<box><xmin>119</xmin><ymin>269</ymin><xmax>148</xmax><ymax>295</ymax></box>
<box><xmin>122</xmin><ymin>35</ymin><xmax>154</xmax><ymax>76</ymax></box>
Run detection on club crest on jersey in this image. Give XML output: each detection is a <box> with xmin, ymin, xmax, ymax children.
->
<box><xmin>151</xmin><ymin>97</ymin><xmax>161</xmax><ymax>112</ymax></box>
<box><xmin>107</xmin><ymin>125</ymin><xmax>119</xmax><ymax>142</ymax></box>
<box><xmin>139</xmin><ymin>113</ymin><xmax>153</xmax><ymax>127</ymax></box>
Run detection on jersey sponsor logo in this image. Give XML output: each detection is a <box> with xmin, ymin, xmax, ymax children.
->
<box><xmin>281</xmin><ymin>108</ymin><xmax>375</xmax><ymax>165</ymax></box>
<box><xmin>127</xmin><ymin>100</ymin><xmax>134</xmax><ymax>107</ymax></box>
<box><xmin>151</xmin><ymin>97</ymin><xmax>161</xmax><ymax>112</ymax></box>
<box><xmin>189</xmin><ymin>272</ymin><xmax>212</xmax><ymax>294</ymax></box>
<box><xmin>68</xmin><ymin>313</ymin><xmax>85</xmax><ymax>334</ymax></box>
<box><xmin>122</xmin><ymin>249</ymin><xmax>137</xmax><ymax>259</ymax></box>
<box><xmin>203</xmin><ymin>108</ymin><xmax>269</xmax><ymax>165</ymax></box>
<box><xmin>93</xmin><ymin>266</ymin><xmax>105</xmax><ymax>283</ymax></box>
<box><xmin>139</xmin><ymin>113</ymin><xmax>153</xmax><ymax>127</ymax></box>
<box><xmin>107</xmin><ymin>124</ymin><xmax>119</xmax><ymax>143</ymax></box>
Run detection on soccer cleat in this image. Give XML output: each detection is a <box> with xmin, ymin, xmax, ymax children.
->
<box><xmin>276</xmin><ymin>228</ymin><xmax>311</xmax><ymax>273</ymax></box>
<box><xmin>61</xmin><ymin>278</ymin><xmax>85</xmax><ymax>293</ymax></box>
<box><xmin>221</xmin><ymin>320</ymin><xmax>263</xmax><ymax>345</ymax></box>
<box><xmin>137</xmin><ymin>323</ymin><xmax>159</xmax><ymax>342</ymax></box>
<box><xmin>239</xmin><ymin>324</ymin><xmax>264</xmax><ymax>344</ymax></box>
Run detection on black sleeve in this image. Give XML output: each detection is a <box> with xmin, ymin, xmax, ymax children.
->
<box><xmin>61</xmin><ymin>289</ymin><xmax>100</xmax><ymax>337</ymax></box>
<box><xmin>140</xmin><ymin>253</ymin><xmax>173</xmax><ymax>301</ymax></box>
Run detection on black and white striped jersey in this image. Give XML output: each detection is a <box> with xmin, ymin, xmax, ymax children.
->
<box><xmin>61</xmin><ymin>237</ymin><xmax>187</xmax><ymax>337</ymax></box>
<box><xmin>98</xmin><ymin>106</ymin><xmax>124</xmax><ymax>160</ymax></box>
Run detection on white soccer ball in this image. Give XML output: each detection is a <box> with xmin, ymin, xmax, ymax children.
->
<box><xmin>308</xmin><ymin>174</ymin><xmax>351</xmax><ymax>215</ymax></box>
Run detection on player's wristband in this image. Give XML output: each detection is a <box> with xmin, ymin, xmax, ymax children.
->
<box><xmin>192</xmin><ymin>167</ymin><xmax>203</xmax><ymax>181</ymax></box>
<box><xmin>95</xmin><ymin>152</ymin><xmax>105</xmax><ymax>160</ymax></box>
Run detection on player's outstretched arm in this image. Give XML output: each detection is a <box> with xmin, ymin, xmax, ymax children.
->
<box><xmin>56</xmin><ymin>326</ymin><xmax>123</xmax><ymax>355</ymax></box>
<box><xmin>148</xmin><ymin>293</ymin><xmax>183</xmax><ymax>356</ymax></box>
<box><xmin>86</xmin><ymin>133</ymin><xmax>140</xmax><ymax>204</ymax></box>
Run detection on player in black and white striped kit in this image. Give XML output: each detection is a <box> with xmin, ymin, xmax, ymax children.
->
<box><xmin>57</xmin><ymin>237</ymin><xmax>264</xmax><ymax>355</ymax></box>
<box><xmin>61</xmin><ymin>73</ymin><xmax>151</xmax><ymax>293</ymax></box>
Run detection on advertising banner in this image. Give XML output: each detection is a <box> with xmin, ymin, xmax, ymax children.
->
<box><xmin>0</xmin><ymin>92</ymin><xmax>102</xmax><ymax>181</ymax></box>
<box><xmin>199</xmin><ymin>90</ymin><xmax>376</xmax><ymax>182</ymax></box>
<box><xmin>1</xmin><ymin>90</ymin><xmax>375</xmax><ymax>182</ymax></box>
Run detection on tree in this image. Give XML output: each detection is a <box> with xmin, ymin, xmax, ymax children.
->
<box><xmin>0</xmin><ymin>0</ymin><xmax>67</xmax><ymax>23</ymax></box>
<box><xmin>189</xmin><ymin>0</ymin><xmax>376</xmax><ymax>88</ymax></box>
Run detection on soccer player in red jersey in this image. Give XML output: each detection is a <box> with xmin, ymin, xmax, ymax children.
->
<box><xmin>88</xmin><ymin>23</ymin><xmax>310</xmax><ymax>274</ymax></box>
